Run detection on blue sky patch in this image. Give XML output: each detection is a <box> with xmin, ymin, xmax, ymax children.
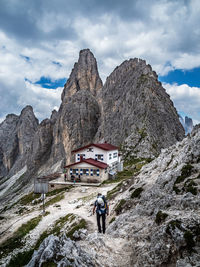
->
<box><xmin>34</xmin><ymin>76</ymin><xmax>67</xmax><ymax>89</ymax></box>
<box><xmin>52</xmin><ymin>61</ymin><xmax>62</xmax><ymax>67</ymax></box>
<box><xmin>159</xmin><ymin>67</ymin><xmax>200</xmax><ymax>87</ymax></box>
<box><xmin>20</xmin><ymin>54</ymin><xmax>31</xmax><ymax>62</ymax></box>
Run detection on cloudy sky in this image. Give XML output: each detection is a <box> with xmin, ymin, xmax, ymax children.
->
<box><xmin>0</xmin><ymin>0</ymin><xmax>200</xmax><ymax>124</ymax></box>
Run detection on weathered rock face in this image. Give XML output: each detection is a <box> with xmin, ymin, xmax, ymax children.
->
<box><xmin>61</xmin><ymin>49</ymin><xmax>103</xmax><ymax>101</ymax></box>
<box><xmin>51</xmin><ymin>50</ymin><xmax>102</xmax><ymax>164</ymax></box>
<box><xmin>27</xmin><ymin>234</ymin><xmax>96</xmax><ymax>267</ymax></box>
<box><xmin>96</xmin><ymin>58</ymin><xmax>185</xmax><ymax>158</ymax></box>
<box><xmin>0</xmin><ymin>106</ymin><xmax>39</xmax><ymax>177</ymax></box>
<box><xmin>179</xmin><ymin>114</ymin><xmax>193</xmax><ymax>135</ymax></box>
<box><xmin>107</xmin><ymin>124</ymin><xmax>200</xmax><ymax>266</ymax></box>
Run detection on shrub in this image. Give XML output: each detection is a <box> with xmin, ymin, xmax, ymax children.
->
<box><xmin>155</xmin><ymin>211</ymin><xmax>168</xmax><ymax>225</ymax></box>
<box><xmin>184</xmin><ymin>231</ymin><xmax>195</xmax><ymax>252</ymax></box>
<box><xmin>109</xmin><ymin>217</ymin><xmax>116</xmax><ymax>224</ymax></box>
<box><xmin>175</xmin><ymin>164</ymin><xmax>194</xmax><ymax>184</ymax></box>
<box><xmin>115</xmin><ymin>199</ymin><xmax>126</xmax><ymax>215</ymax></box>
<box><xmin>131</xmin><ymin>187</ymin><xmax>143</xmax><ymax>198</ymax></box>
<box><xmin>7</xmin><ymin>249</ymin><xmax>34</xmax><ymax>267</ymax></box>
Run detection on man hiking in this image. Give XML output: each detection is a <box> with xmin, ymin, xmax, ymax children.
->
<box><xmin>93</xmin><ymin>193</ymin><xmax>109</xmax><ymax>234</ymax></box>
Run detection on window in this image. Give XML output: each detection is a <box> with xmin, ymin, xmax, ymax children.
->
<box><xmin>83</xmin><ymin>169</ymin><xmax>87</xmax><ymax>175</ymax></box>
<box><xmin>72</xmin><ymin>169</ymin><xmax>76</xmax><ymax>174</ymax></box>
<box><xmin>95</xmin><ymin>154</ymin><xmax>104</xmax><ymax>160</ymax></box>
<box><xmin>113</xmin><ymin>152</ymin><xmax>118</xmax><ymax>158</ymax></box>
<box><xmin>87</xmin><ymin>147</ymin><xmax>93</xmax><ymax>152</ymax></box>
<box><xmin>109</xmin><ymin>153</ymin><xmax>112</xmax><ymax>160</ymax></box>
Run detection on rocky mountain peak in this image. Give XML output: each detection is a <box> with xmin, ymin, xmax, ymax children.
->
<box><xmin>61</xmin><ymin>48</ymin><xmax>103</xmax><ymax>101</ymax></box>
<box><xmin>96</xmin><ymin>56</ymin><xmax>185</xmax><ymax>157</ymax></box>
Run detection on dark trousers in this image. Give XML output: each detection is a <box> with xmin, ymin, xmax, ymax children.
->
<box><xmin>96</xmin><ymin>213</ymin><xmax>106</xmax><ymax>233</ymax></box>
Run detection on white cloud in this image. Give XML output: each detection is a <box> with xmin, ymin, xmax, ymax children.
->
<box><xmin>164</xmin><ymin>82</ymin><xmax>200</xmax><ymax>125</ymax></box>
<box><xmin>0</xmin><ymin>0</ymin><xmax>200</xmax><ymax>122</ymax></box>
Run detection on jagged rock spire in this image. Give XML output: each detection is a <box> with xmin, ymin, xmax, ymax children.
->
<box><xmin>61</xmin><ymin>49</ymin><xmax>103</xmax><ymax>101</ymax></box>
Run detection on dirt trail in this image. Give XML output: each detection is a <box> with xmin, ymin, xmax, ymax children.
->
<box><xmin>0</xmin><ymin>184</ymin><xmax>115</xmax><ymax>244</ymax></box>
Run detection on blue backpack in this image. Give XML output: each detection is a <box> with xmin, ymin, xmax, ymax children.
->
<box><xmin>96</xmin><ymin>196</ymin><xmax>107</xmax><ymax>215</ymax></box>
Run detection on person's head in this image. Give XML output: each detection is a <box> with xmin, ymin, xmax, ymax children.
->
<box><xmin>97</xmin><ymin>193</ymin><xmax>102</xmax><ymax>197</ymax></box>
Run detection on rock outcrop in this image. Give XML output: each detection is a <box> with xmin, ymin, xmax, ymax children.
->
<box><xmin>107</xmin><ymin>124</ymin><xmax>200</xmax><ymax>266</ymax></box>
<box><xmin>0</xmin><ymin>106</ymin><xmax>38</xmax><ymax>177</ymax></box>
<box><xmin>27</xmin><ymin>234</ymin><xmax>96</xmax><ymax>267</ymax></box>
<box><xmin>50</xmin><ymin>49</ymin><xmax>102</xmax><ymax>165</ymax></box>
<box><xmin>179</xmin><ymin>114</ymin><xmax>193</xmax><ymax>135</ymax></box>
<box><xmin>96</xmin><ymin>58</ymin><xmax>185</xmax><ymax>158</ymax></box>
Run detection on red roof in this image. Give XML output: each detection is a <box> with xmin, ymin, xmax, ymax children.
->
<box><xmin>64</xmin><ymin>158</ymin><xmax>108</xmax><ymax>169</ymax></box>
<box><xmin>72</xmin><ymin>143</ymin><xmax>118</xmax><ymax>153</ymax></box>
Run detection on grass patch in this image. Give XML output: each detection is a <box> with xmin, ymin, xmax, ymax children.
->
<box><xmin>66</xmin><ymin>219</ymin><xmax>87</xmax><ymax>240</ymax></box>
<box><xmin>155</xmin><ymin>211</ymin><xmax>168</xmax><ymax>225</ymax></box>
<box><xmin>0</xmin><ymin>215</ymin><xmax>42</xmax><ymax>259</ymax></box>
<box><xmin>131</xmin><ymin>187</ymin><xmax>143</xmax><ymax>198</ymax></box>
<box><xmin>7</xmin><ymin>249</ymin><xmax>34</xmax><ymax>267</ymax></box>
<box><xmin>166</xmin><ymin>219</ymin><xmax>182</xmax><ymax>235</ymax></box>
<box><xmin>115</xmin><ymin>199</ymin><xmax>126</xmax><ymax>215</ymax></box>
<box><xmin>124</xmin><ymin>157</ymin><xmax>152</xmax><ymax>168</ymax></box>
<box><xmin>44</xmin><ymin>194</ymin><xmax>64</xmax><ymax>208</ymax></box>
<box><xmin>46</xmin><ymin>186</ymin><xmax>72</xmax><ymax>197</ymax></box>
<box><xmin>175</xmin><ymin>164</ymin><xmax>194</xmax><ymax>184</ymax></box>
<box><xmin>35</xmin><ymin>213</ymin><xmax>76</xmax><ymax>249</ymax></box>
<box><xmin>41</xmin><ymin>262</ymin><xmax>57</xmax><ymax>267</ymax></box>
<box><xmin>109</xmin><ymin>217</ymin><xmax>116</xmax><ymax>224</ymax></box>
<box><xmin>184</xmin><ymin>231</ymin><xmax>195</xmax><ymax>252</ymax></box>
<box><xmin>106</xmin><ymin>182</ymin><xmax>123</xmax><ymax>200</ymax></box>
<box><xmin>18</xmin><ymin>192</ymin><xmax>41</xmax><ymax>205</ymax></box>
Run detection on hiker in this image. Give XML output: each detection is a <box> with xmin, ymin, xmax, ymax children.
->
<box><xmin>93</xmin><ymin>193</ymin><xmax>109</xmax><ymax>234</ymax></box>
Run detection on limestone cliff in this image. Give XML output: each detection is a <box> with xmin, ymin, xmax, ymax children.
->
<box><xmin>50</xmin><ymin>49</ymin><xmax>102</xmax><ymax>165</ymax></box>
<box><xmin>96</xmin><ymin>58</ymin><xmax>185</xmax><ymax>158</ymax></box>
<box><xmin>0</xmin><ymin>106</ymin><xmax>38</xmax><ymax>177</ymax></box>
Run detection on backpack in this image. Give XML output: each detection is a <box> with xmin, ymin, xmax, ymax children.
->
<box><xmin>96</xmin><ymin>195</ymin><xmax>107</xmax><ymax>215</ymax></box>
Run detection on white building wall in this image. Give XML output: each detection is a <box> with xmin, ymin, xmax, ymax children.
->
<box><xmin>75</xmin><ymin>146</ymin><xmax>112</xmax><ymax>164</ymax></box>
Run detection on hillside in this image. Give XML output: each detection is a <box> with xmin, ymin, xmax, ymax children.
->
<box><xmin>0</xmin><ymin>125</ymin><xmax>199</xmax><ymax>266</ymax></box>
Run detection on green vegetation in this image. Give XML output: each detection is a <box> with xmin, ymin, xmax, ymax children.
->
<box><xmin>173</xmin><ymin>164</ymin><xmax>196</xmax><ymax>194</ymax></box>
<box><xmin>35</xmin><ymin>214</ymin><xmax>77</xmax><ymax>249</ymax></box>
<box><xmin>184</xmin><ymin>231</ymin><xmax>195</xmax><ymax>251</ymax></box>
<box><xmin>138</xmin><ymin>128</ymin><xmax>147</xmax><ymax>139</ymax></box>
<box><xmin>0</xmin><ymin>215</ymin><xmax>42</xmax><ymax>259</ymax></box>
<box><xmin>106</xmin><ymin>182</ymin><xmax>124</xmax><ymax>200</ymax></box>
<box><xmin>44</xmin><ymin>193</ymin><xmax>65</xmax><ymax>207</ymax></box>
<box><xmin>166</xmin><ymin>219</ymin><xmax>182</xmax><ymax>234</ymax></box>
<box><xmin>124</xmin><ymin>157</ymin><xmax>152</xmax><ymax>168</ymax></box>
<box><xmin>131</xmin><ymin>187</ymin><xmax>143</xmax><ymax>198</ymax></box>
<box><xmin>66</xmin><ymin>219</ymin><xmax>87</xmax><ymax>240</ymax></box>
<box><xmin>173</xmin><ymin>185</ymin><xmax>180</xmax><ymax>194</ymax></box>
<box><xmin>115</xmin><ymin>199</ymin><xmax>126</xmax><ymax>215</ymax></box>
<box><xmin>174</xmin><ymin>164</ymin><xmax>194</xmax><ymax>184</ymax></box>
<box><xmin>19</xmin><ymin>192</ymin><xmax>41</xmax><ymax>205</ymax></box>
<box><xmin>7</xmin><ymin>249</ymin><xmax>34</xmax><ymax>267</ymax></box>
<box><xmin>109</xmin><ymin>217</ymin><xmax>116</xmax><ymax>224</ymax></box>
<box><xmin>46</xmin><ymin>186</ymin><xmax>72</xmax><ymax>197</ymax></box>
<box><xmin>41</xmin><ymin>262</ymin><xmax>57</xmax><ymax>267</ymax></box>
<box><xmin>155</xmin><ymin>211</ymin><xmax>168</xmax><ymax>225</ymax></box>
